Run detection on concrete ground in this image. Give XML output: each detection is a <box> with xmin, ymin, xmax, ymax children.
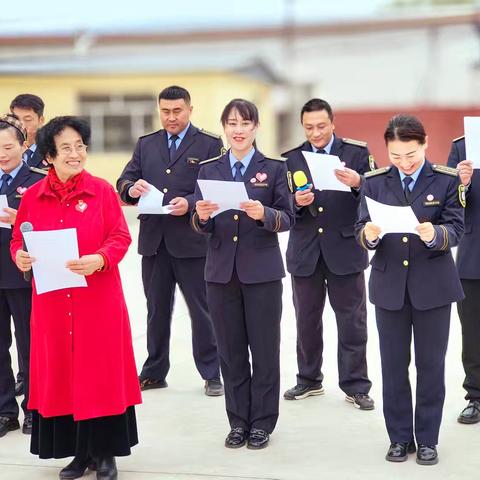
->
<box><xmin>0</xmin><ymin>207</ymin><xmax>479</xmax><ymax>480</ymax></box>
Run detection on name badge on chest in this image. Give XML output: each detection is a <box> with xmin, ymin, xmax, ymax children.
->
<box><xmin>423</xmin><ymin>194</ymin><xmax>440</xmax><ymax>207</ymax></box>
<box><xmin>250</xmin><ymin>172</ymin><xmax>269</xmax><ymax>188</ymax></box>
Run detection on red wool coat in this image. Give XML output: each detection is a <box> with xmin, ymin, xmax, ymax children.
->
<box><xmin>11</xmin><ymin>171</ymin><xmax>142</xmax><ymax>420</ymax></box>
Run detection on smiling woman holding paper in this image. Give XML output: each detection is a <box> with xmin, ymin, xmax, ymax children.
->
<box><xmin>11</xmin><ymin>116</ymin><xmax>141</xmax><ymax>480</ymax></box>
<box><xmin>192</xmin><ymin>99</ymin><xmax>294</xmax><ymax>450</ymax></box>
<box><xmin>356</xmin><ymin>114</ymin><xmax>464</xmax><ymax>466</ymax></box>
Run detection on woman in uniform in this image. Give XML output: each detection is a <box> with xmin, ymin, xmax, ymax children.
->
<box><xmin>356</xmin><ymin>114</ymin><xmax>464</xmax><ymax>465</ymax></box>
<box><xmin>192</xmin><ymin>99</ymin><xmax>294</xmax><ymax>449</ymax></box>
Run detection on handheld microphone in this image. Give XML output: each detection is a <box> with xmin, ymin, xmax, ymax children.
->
<box><xmin>20</xmin><ymin>221</ymin><xmax>33</xmax><ymax>282</ymax></box>
<box><xmin>293</xmin><ymin>171</ymin><xmax>317</xmax><ymax>217</ymax></box>
<box><xmin>293</xmin><ymin>171</ymin><xmax>312</xmax><ymax>191</ymax></box>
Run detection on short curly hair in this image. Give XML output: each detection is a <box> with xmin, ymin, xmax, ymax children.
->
<box><xmin>37</xmin><ymin>116</ymin><xmax>91</xmax><ymax>159</ymax></box>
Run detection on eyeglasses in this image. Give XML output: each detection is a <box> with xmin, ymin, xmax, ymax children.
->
<box><xmin>58</xmin><ymin>144</ymin><xmax>88</xmax><ymax>155</ymax></box>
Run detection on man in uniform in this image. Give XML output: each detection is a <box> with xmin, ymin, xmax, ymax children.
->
<box><xmin>0</xmin><ymin>114</ymin><xmax>46</xmax><ymax>438</ymax></box>
<box><xmin>447</xmin><ymin>135</ymin><xmax>480</xmax><ymax>424</ymax></box>
<box><xmin>9</xmin><ymin>94</ymin><xmax>47</xmax><ymax>397</ymax></box>
<box><xmin>282</xmin><ymin>98</ymin><xmax>374</xmax><ymax>410</ymax></box>
<box><xmin>117</xmin><ymin>86</ymin><xmax>224</xmax><ymax>396</ymax></box>
<box><xmin>10</xmin><ymin>94</ymin><xmax>48</xmax><ymax>170</ymax></box>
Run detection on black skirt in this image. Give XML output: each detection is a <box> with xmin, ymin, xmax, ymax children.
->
<box><xmin>30</xmin><ymin>406</ymin><xmax>138</xmax><ymax>459</ymax></box>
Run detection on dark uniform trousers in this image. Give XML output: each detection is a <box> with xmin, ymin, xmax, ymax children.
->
<box><xmin>376</xmin><ymin>293</ymin><xmax>450</xmax><ymax>445</ymax></box>
<box><xmin>192</xmin><ymin>149</ymin><xmax>294</xmax><ymax>434</ymax></box>
<box><xmin>356</xmin><ymin>160</ymin><xmax>465</xmax><ymax>446</ymax></box>
<box><xmin>292</xmin><ymin>258</ymin><xmax>368</xmax><ymax>393</ymax></box>
<box><xmin>448</xmin><ymin>137</ymin><xmax>480</xmax><ymax>400</ymax></box>
<box><xmin>0</xmin><ymin>163</ymin><xmax>45</xmax><ymax>418</ymax></box>
<box><xmin>141</xmin><ymin>242</ymin><xmax>218</xmax><ymax>381</ymax></box>
<box><xmin>207</xmin><ymin>272</ymin><xmax>282</xmax><ymax>433</ymax></box>
<box><xmin>116</xmin><ymin>125</ymin><xmax>224</xmax><ymax>382</ymax></box>
<box><xmin>284</xmin><ymin>136</ymin><xmax>373</xmax><ymax>394</ymax></box>
<box><xmin>0</xmin><ymin>289</ymin><xmax>31</xmax><ymax>417</ymax></box>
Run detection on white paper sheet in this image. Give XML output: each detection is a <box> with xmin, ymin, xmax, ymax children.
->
<box><xmin>365</xmin><ymin>196</ymin><xmax>420</xmax><ymax>238</ymax></box>
<box><xmin>0</xmin><ymin>195</ymin><xmax>10</xmax><ymax>229</ymax></box>
<box><xmin>302</xmin><ymin>151</ymin><xmax>351</xmax><ymax>192</ymax></box>
<box><xmin>138</xmin><ymin>183</ymin><xmax>173</xmax><ymax>215</ymax></box>
<box><xmin>464</xmin><ymin>117</ymin><xmax>480</xmax><ymax>169</ymax></box>
<box><xmin>197</xmin><ymin>179</ymin><xmax>249</xmax><ymax>217</ymax></box>
<box><xmin>23</xmin><ymin>228</ymin><xmax>88</xmax><ymax>294</ymax></box>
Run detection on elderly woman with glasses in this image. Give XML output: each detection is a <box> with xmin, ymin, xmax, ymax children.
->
<box><xmin>11</xmin><ymin>116</ymin><xmax>141</xmax><ymax>480</ymax></box>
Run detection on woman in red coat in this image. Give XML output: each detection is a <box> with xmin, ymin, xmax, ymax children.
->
<box><xmin>11</xmin><ymin>116</ymin><xmax>142</xmax><ymax>480</ymax></box>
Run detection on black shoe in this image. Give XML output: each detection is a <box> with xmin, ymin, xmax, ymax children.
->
<box><xmin>247</xmin><ymin>428</ymin><xmax>270</xmax><ymax>450</ymax></box>
<box><xmin>416</xmin><ymin>444</ymin><xmax>438</xmax><ymax>465</ymax></box>
<box><xmin>385</xmin><ymin>441</ymin><xmax>416</xmax><ymax>462</ymax></box>
<box><xmin>22</xmin><ymin>413</ymin><xmax>32</xmax><ymax>435</ymax></box>
<box><xmin>345</xmin><ymin>393</ymin><xmax>375</xmax><ymax>410</ymax></box>
<box><xmin>205</xmin><ymin>378</ymin><xmax>224</xmax><ymax>396</ymax></box>
<box><xmin>95</xmin><ymin>456</ymin><xmax>117</xmax><ymax>480</ymax></box>
<box><xmin>15</xmin><ymin>380</ymin><xmax>24</xmax><ymax>397</ymax></box>
<box><xmin>139</xmin><ymin>376</ymin><xmax>168</xmax><ymax>391</ymax></box>
<box><xmin>225</xmin><ymin>427</ymin><xmax>248</xmax><ymax>449</ymax></box>
<box><xmin>457</xmin><ymin>400</ymin><xmax>480</xmax><ymax>424</ymax></box>
<box><xmin>283</xmin><ymin>383</ymin><xmax>324</xmax><ymax>400</ymax></box>
<box><xmin>0</xmin><ymin>416</ymin><xmax>20</xmax><ymax>438</ymax></box>
<box><xmin>59</xmin><ymin>456</ymin><xmax>94</xmax><ymax>479</ymax></box>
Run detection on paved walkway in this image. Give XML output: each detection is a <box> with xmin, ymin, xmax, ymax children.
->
<box><xmin>0</xmin><ymin>208</ymin><xmax>478</xmax><ymax>479</ymax></box>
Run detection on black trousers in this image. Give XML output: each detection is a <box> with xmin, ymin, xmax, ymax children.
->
<box><xmin>0</xmin><ymin>288</ymin><xmax>31</xmax><ymax>417</ymax></box>
<box><xmin>31</xmin><ymin>406</ymin><xmax>138</xmax><ymax>459</ymax></box>
<box><xmin>376</xmin><ymin>295</ymin><xmax>450</xmax><ymax>445</ymax></box>
<box><xmin>140</xmin><ymin>241</ymin><xmax>220</xmax><ymax>382</ymax></box>
<box><xmin>457</xmin><ymin>279</ymin><xmax>480</xmax><ymax>400</ymax></box>
<box><xmin>292</xmin><ymin>257</ymin><xmax>371</xmax><ymax>395</ymax></box>
<box><xmin>207</xmin><ymin>272</ymin><xmax>282</xmax><ymax>434</ymax></box>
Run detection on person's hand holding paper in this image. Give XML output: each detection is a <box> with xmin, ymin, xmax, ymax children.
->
<box><xmin>197</xmin><ymin>179</ymin><xmax>249</xmax><ymax>218</ymax></box>
<box><xmin>365</xmin><ymin>197</ymin><xmax>420</xmax><ymax>238</ymax></box>
<box><xmin>302</xmin><ymin>151</ymin><xmax>351</xmax><ymax>192</ymax></box>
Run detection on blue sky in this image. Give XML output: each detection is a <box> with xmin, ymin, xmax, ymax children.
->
<box><xmin>2</xmin><ymin>0</ymin><xmax>392</xmax><ymax>35</ymax></box>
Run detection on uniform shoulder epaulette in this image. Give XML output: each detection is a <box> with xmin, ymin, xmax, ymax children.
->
<box><xmin>452</xmin><ymin>135</ymin><xmax>465</xmax><ymax>143</ymax></box>
<box><xmin>199</xmin><ymin>153</ymin><xmax>223</xmax><ymax>165</ymax></box>
<box><xmin>364</xmin><ymin>166</ymin><xmax>391</xmax><ymax>178</ymax></box>
<box><xmin>139</xmin><ymin>130</ymin><xmax>159</xmax><ymax>139</ymax></box>
<box><xmin>29</xmin><ymin>166</ymin><xmax>48</xmax><ymax>175</ymax></box>
<box><xmin>342</xmin><ymin>138</ymin><xmax>367</xmax><ymax>148</ymax></box>
<box><xmin>432</xmin><ymin>164</ymin><xmax>458</xmax><ymax>177</ymax></box>
<box><xmin>265</xmin><ymin>156</ymin><xmax>286</xmax><ymax>162</ymax></box>
<box><xmin>199</xmin><ymin>128</ymin><xmax>221</xmax><ymax>140</ymax></box>
<box><xmin>281</xmin><ymin>144</ymin><xmax>304</xmax><ymax>157</ymax></box>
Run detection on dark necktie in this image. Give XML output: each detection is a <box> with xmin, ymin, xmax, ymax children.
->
<box><xmin>234</xmin><ymin>161</ymin><xmax>244</xmax><ymax>182</ymax></box>
<box><xmin>25</xmin><ymin>149</ymin><xmax>34</xmax><ymax>165</ymax></box>
<box><xmin>403</xmin><ymin>176</ymin><xmax>414</xmax><ymax>203</ymax></box>
<box><xmin>0</xmin><ymin>173</ymin><xmax>12</xmax><ymax>195</ymax></box>
<box><xmin>169</xmin><ymin>135</ymin><xmax>179</xmax><ymax>162</ymax></box>
<box><xmin>317</xmin><ymin>149</ymin><xmax>326</xmax><ymax>154</ymax></box>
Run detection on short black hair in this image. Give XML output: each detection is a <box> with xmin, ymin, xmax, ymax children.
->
<box><xmin>0</xmin><ymin>113</ymin><xmax>26</xmax><ymax>144</ymax></box>
<box><xmin>37</xmin><ymin>116</ymin><xmax>91</xmax><ymax>159</ymax></box>
<box><xmin>158</xmin><ymin>86</ymin><xmax>191</xmax><ymax>104</ymax></box>
<box><xmin>10</xmin><ymin>93</ymin><xmax>45</xmax><ymax>117</ymax></box>
<box><xmin>220</xmin><ymin>98</ymin><xmax>259</xmax><ymax>126</ymax></box>
<box><xmin>384</xmin><ymin>114</ymin><xmax>427</xmax><ymax>145</ymax></box>
<box><xmin>301</xmin><ymin>98</ymin><xmax>334</xmax><ymax>122</ymax></box>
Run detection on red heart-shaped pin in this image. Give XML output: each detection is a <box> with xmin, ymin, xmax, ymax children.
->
<box><xmin>17</xmin><ymin>187</ymin><xmax>27</xmax><ymax>195</ymax></box>
<box><xmin>75</xmin><ymin>201</ymin><xmax>88</xmax><ymax>213</ymax></box>
<box><xmin>256</xmin><ymin>172</ymin><xmax>267</xmax><ymax>182</ymax></box>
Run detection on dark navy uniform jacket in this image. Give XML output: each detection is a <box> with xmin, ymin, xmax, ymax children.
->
<box><xmin>0</xmin><ymin>163</ymin><xmax>46</xmax><ymax>289</ymax></box>
<box><xmin>27</xmin><ymin>148</ymin><xmax>49</xmax><ymax>170</ymax></box>
<box><xmin>117</xmin><ymin>124</ymin><xmax>223</xmax><ymax>258</ymax></box>
<box><xmin>192</xmin><ymin>150</ymin><xmax>295</xmax><ymax>284</ymax></box>
<box><xmin>355</xmin><ymin>161</ymin><xmax>465</xmax><ymax>311</ymax></box>
<box><xmin>283</xmin><ymin>136</ymin><xmax>373</xmax><ymax>276</ymax></box>
<box><xmin>447</xmin><ymin>136</ymin><xmax>479</xmax><ymax>279</ymax></box>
